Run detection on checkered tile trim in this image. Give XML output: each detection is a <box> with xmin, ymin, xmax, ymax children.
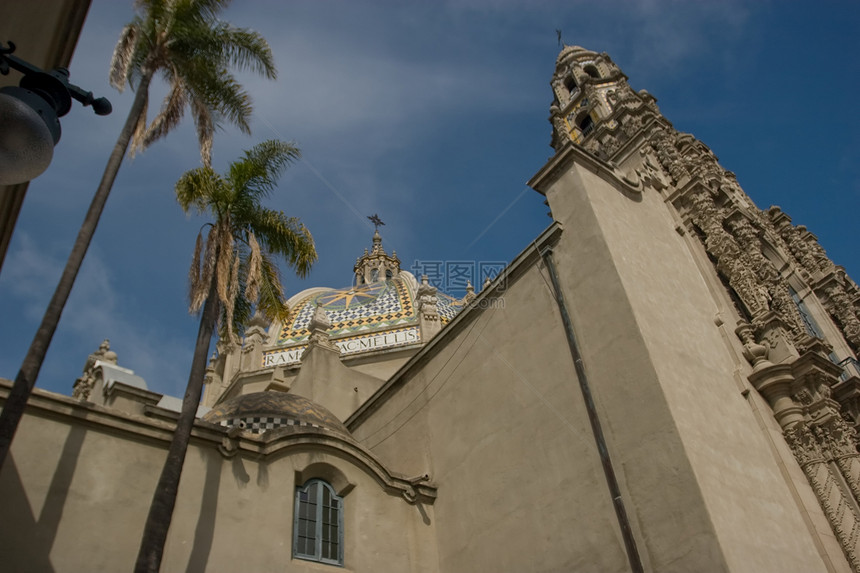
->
<box><xmin>219</xmin><ymin>416</ymin><xmax>322</xmax><ymax>434</ymax></box>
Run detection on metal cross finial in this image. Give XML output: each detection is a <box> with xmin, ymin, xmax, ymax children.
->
<box><xmin>556</xmin><ymin>29</ymin><xmax>563</xmax><ymax>47</ymax></box>
<box><xmin>368</xmin><ymin>214</ymin><xmax>385</xmax><ymax>230</ymax></box>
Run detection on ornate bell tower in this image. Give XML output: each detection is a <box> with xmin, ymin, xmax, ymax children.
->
<box><xmin>549</xmin><ymin>45</ymin><xmax>659</xmax><ymax>155</ymax></box>
<box><xmin>530</xmin><ymin>44</ymin><xmax>860</xmax><ymax>571</ymax></box>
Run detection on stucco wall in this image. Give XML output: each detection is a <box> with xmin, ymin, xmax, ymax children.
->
<box><xmin>351</xmin><ymin>251</ymin><xmax>631</xmax><ymax>572</ymax></box>
<box><xmin>542</xmin><ymin>153</ymin><xmax>833</xmax><ymax>571</ymax></box>
<box><xmin>350</xmin><ymin>146</ymin><xmax>842</xmax><ymax>572</ymax></box>
<box><xmin>0</xmin><ymin>387</ymin><xmax>437</xmax><ymax>573</ymax></box>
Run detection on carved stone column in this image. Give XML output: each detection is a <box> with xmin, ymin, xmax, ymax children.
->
<box><xmin>784</xmin><ymin>423</ymin><xmax>860</xmax><ymax>571</ymax></box>
<box><xmin>740</xmin><ymin>318</ymin><xmax>860</xmax><ymax>570</ymax></box>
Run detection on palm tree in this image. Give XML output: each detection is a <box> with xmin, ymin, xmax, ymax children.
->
<box><xmin>0</xmin><ymin>0</ymin><xmax>276</xmax><ymax>467</ymax></box>
<box><xmin>135</xmin><ymin>139</ymin><xmax>316</xmax><ymax>572</ymax></box>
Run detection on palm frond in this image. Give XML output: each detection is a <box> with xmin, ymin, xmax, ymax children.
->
<box><xmin>200</xmin><ymin>23</ymin><xmax>277</xmax><ymax>79</ymax></box>
<box><xmin>248</xmin><ymin>209</ymin><xmax>317</xmax><ymax>277</ymax></box>
<box><xmin>176</xmin><ymin>0</ymin><xmax>232</xmax><ymax>23</ymax></box>
<box><xmin>188</xmin><ymin>230</ymin><xmax>203</xmax><ymax>308</ymax></box>
<box><xmin>215</xmin><ymin>222</ymin><xmax>234</xmax><ymax>309</ymax></box>
<box><xmin>223</xmin><ymin>248</ymin><xmax>241</xmax><ymax>344</ymax></box>
<box><xmin>190</xmin><ymin>98</ymin><xmax>215</xmax><ymax>167</ymax></box>
<box><xmin>189</xmin><ymin>225</ymin><xmax>218</xmax><ymax>313</ymax></box>
<box><xmin>245</xmin><ymin>231</ymin><xmax>262</xmax><ymax>303</ymax></box>
<box><xmin>141</xmin><ymin>78</ymin><xmax>188</xmax><ymax>149</ymax></box>
<box><xmin>134</xmin><ymin>0</ymin><xmax>169</xmax><ymax>21</ymax></box>
<box><xmin>182</xmin><ymin>64</ymin><xmax>253</xmax><ymax>134</ymax></box>
<box><xmin>129</xmin><ymin>94</ymin><xmax>149</xmax><ymax>158</ymax></box>
<box><xmin>175</xmin><ymin>167</ymin><xmax>220</xmax><ymax>213</ymax></box>
<box><xmin>228</xmin><ymin>140</ymin><xmax>300</xmax><ymax>202</ymax></box>
<box><xmin>256</xmin><ymin>253</ymin><xmax>291</xmax><ymax>324</ymax></box>
<box><xmin>196</xmin><ymin>224</ymin><xmax>219</xmax><ymax>311</ymax></box>
<box><xmin>220</xmin><ymin>287</ymin><xmax>252</xmax><ymax>342</ymax></box>
<box><xmin>109</xmin><ymin>21</ymin><xmax>141</xmax><ymax>90</ymax></box>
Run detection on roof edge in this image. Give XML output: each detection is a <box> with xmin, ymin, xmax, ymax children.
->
<box><xmin>346</xmin><ymin>222</ymin><xmax>563</xmax><ymax>430</ymax></box>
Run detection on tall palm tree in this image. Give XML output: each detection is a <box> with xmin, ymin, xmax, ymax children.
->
<box><xmin>135</xmin><ymin>139</ymin><xmax>316</xmax><ymax>572</ymax></box>
<box><xmin>0</xmin><ymin>0</ymin><xmax>276</xmax><ymax>467</ymax></box>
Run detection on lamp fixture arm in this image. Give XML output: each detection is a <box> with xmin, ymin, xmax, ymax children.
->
<box><xmin>0</xmin><ymin>41</ymin><xmax>111</xmax><ymax>116</ymax></box>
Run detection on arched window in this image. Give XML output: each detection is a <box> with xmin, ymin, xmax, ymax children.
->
<box><xmin>371</xmin><ymin>268</ymin><xmax>379</xmax><ymax>282</ymax></box>
<box><xmin>564</xmin><ymin>76</ymin><xmax>577</xmax><ymax>95</ymax></box>
<box><xmin>385</xmin><ymin>269</ymin><xmax>393</xmax><ymax>280</ymax></box>
<box><xmin>294</xmin><ymin>479</ymin><xmax>344</xmax><ymax>566</ymax></box>
<box><xmin>584</xmin><ymin>64</ymin><xmax>600</xmax><ymax>79</ymax></box>
<box><xmin>578</xmin><ymin>114</ymin><xmax>594</xmax><ymax>136</ymax></box>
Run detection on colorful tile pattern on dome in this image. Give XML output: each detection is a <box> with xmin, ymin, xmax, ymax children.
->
<box><xmin>437</xmin><ymin>292</ymin><xmax>465</xmax><ymax>324</ymax></box>
<box><xmin>277</xmin><ymin>278</ymin><xmax>417</xmax><ymax>345</ymax></box>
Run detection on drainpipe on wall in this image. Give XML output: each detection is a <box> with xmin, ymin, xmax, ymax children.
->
<box><xmin>540</xmin><ymin>245</ymin><xmax>644</xmax><ymax>573</ymax></box>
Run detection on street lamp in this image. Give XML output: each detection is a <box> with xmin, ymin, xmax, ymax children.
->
<box><xmin>0</xmin><ymin>41</ymin><xmax>111</xmax><ymax>185</ymax></box>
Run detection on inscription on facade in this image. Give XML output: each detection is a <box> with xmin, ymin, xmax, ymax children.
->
<box><xmin>262</xmin><ymin>327</ymin><xmax>421</xmax><ymax>367</ymax></box>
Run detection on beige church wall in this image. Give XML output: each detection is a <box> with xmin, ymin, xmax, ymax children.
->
<box><xmin>350</xmin><ymin>257</ymin><xmax>632</xmax><ymax>572</ymax></box>
<box><xmin>158</xmin><ymin>448</ymin><xmax>438</xmax><ymax>573</ymax></box>
<box><xmin>343</xmin><ymin>348</ymin><xmax>414</xmax><ymax>383</ymax></box>
<box><xmin>0</xmin><ymin>387</ymin><xmax>437</xmax><ymax>573</ymax></box>
<box><xmin>667</xmin><ymin>193</ymin><xmax>852</xmax><ymax>571</ymax></box>
<box><xmin>290</xmin><ymin>345</ymin><xmax>387</xmax><ymax>422</ymax></box>
<box><xmin>0</xmin><ymin>404</ymin><xmax>167</xmax><ymax>572</ymax></box>
<box><xmin>541</xmin><ymin>154</ymin><xmax>834</xmax><ymax>572</ymax></box>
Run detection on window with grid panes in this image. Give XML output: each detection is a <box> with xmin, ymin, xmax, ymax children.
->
<box><xmin>294</xmin><ymin>479</ymin><xmax>344</xmax><ymax>566</ymax></box>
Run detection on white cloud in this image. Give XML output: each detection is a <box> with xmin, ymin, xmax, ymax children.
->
<box><xmin>0</xmin><ymin>234</ymin><xmax>194</xmax><ymax>397</ymax></box>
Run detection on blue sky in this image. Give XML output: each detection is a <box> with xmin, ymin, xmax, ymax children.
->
<box><xmin>1</xmin><ymin>0</ymin><xmax>858</xmax><ymax>398</ymax></box>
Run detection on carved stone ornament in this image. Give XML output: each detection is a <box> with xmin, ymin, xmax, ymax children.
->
<box><xmin>417</xmin><ymin>275</ymin><xmax>440</xmax><ymax>319</ymax></box>
<box><xmin>784</xmin><ymin>423</ymin><xmax>826</xmax><ymax>467</ymax></box>
<box><xmin>72</xmin><ymin>339</ymin><xmax>116</xmax><ymax>401</ymax></box>
<box><xmin>826</xmin><ymin>285</ymin><xmax>860</xmax><ymax>350</ymax></box>
<box><xmin>306</xmin><ymin>303</ymin><xmax>338</xmax><ymax>352</ymax></box>
<box><xmin>736</xmin><ymin>321</ymin><xmax>770</xmax><ymax>372</ymax></box>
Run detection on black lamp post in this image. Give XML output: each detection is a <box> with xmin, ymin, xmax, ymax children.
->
<box><xmin>0</xmin><ymin>41</ymin><xmax>111</xmax><ymax>185</ymax></box>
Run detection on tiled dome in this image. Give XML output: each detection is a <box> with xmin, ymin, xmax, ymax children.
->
<box><xmin>260</xmin><ymin>228</ymin><xmax>469</xmax><ymax>368</ymax></box>
<box><xmin>276</xmin><ymin>271</ymin><xmax>464</xmax><ymax>348</ymax></box>
<box><xmin>278</xmin><ymin>275</ymin><xmax>419</xmax><ymax>346</ymax></box>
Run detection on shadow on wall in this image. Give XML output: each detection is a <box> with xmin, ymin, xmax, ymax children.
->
<box><xmin>0</xmin><ymin>425</ymin><xmax>87</xmax><ymax>572</ymax></box>
<box><xmin>186</xmin><ymin>448</ymin><xmax>222</xmax><ymax>573</ymax></box>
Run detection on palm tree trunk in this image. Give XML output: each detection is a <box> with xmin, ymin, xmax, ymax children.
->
<box><xmin>0</xmin><ymin>72</ymin><xmax>154</xmax><ymax>468</ymax></box>
<box><xmin>134</xmin><ymin>275</ymin><xmax>220</xmax><ymax>573</ymax></box>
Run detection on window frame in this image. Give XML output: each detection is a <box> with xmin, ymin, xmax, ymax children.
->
<box><xmin>293</xmin><ymin>479</ymin><xmax>345</xmax><ymax>567</ymax></box>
